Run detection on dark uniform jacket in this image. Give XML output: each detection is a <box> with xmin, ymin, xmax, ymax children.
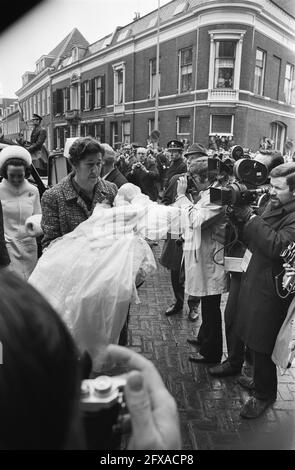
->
<box><xmin>164</xmin><ymin>158</ymin><xmax>187</xmax><ymax>189</ymax></box>
<box><xmin>160</xmin><ymin>173</ymin><xmax>186</xmax><ymax>271</ymax></box>
<box><xmin>104</xmin><ymin>167</ymin><xmax>128</xmax><ymax>188</ymax></box>
<box><xmin>41</xmin><ymin>173</ymin><xmax>117</xmax><ymax>249</ymax></box>
<box><xmin>237</xmin><ymin>199</ymin><xmax>295</xmax><ymax>354</ymax></box>
<box><xmin>28</xmin><ymin>125</ymin><xmax>47</xmax><ymax>154</ymax></box>
<box><xmin>0</xmin><ymin>201</ymin><xmax>10</xmax><ymax>267</ymax></box>
<box><xmin>126</xmin><ymin>158</ymin><xmax>159</xmax><ymax>201</ymax></box>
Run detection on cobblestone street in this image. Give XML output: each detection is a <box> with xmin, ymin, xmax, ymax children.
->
<box><xmin>128</xmin><ymin>244</ymin><xmax>295</xmax><ymax>450</ymax></box>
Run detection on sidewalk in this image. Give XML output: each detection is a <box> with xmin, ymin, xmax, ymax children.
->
<box><xmin>128</xmin><ymin>244</ymin><xmax>295</xmax><ymax>450</ymax></box>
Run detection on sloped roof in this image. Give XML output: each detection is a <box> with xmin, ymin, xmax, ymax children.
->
<box><xmin>50</xmin><ymin>28</ymin><xmax>89</xmax><ymax>67</ymax></box>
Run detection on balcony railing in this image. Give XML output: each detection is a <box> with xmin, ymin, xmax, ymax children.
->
<box><xmin>65</xmin><ymin>109</ymin><xmax>81</xmax><ymax>121</ymax></box>
<box><xmin>208</xmin><ymin>89</ymin><xmax>239</xmax><ymax>101</ymax></box>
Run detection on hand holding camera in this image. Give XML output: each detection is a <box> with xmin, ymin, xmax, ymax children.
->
<box><xmin>231</xmin><ymin>205</ymin><xmax>254</xmax><ymax>223</ymax></box>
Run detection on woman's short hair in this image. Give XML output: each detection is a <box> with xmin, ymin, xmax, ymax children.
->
<box><xmin>0</xmin><ymin>158</ymin><xmax>31</xmax><ymax>179</ymax></box>
<box><xmin>0</xmin><ymin>272</ymin><xmax>80</xmax><ymax>449</ymax></box>
<box><xmin>69</xmin><ymin>136</ymin><xmax>105</xmax><ymax>167</ymax></box>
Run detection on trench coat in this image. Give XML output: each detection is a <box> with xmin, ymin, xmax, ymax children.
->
<box><xmin>173</xmin><ymin>189</ymin><xmax>229</xmax><ymax>297</ymax></box>
<box><xmin>0</xmin><ymin>179</ymin><xmax>41</xmax><ymax>280</ymax></box>
<box><xmin>237</xmin><ymin>199</ymin><xmax>295</xmax><ymax>355</ymax></box>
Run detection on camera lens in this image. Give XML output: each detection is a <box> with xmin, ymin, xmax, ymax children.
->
<box><xmin>94</xmin><ymin>376</ymin><xmax>113</xmax><ymax>397</ymax></box>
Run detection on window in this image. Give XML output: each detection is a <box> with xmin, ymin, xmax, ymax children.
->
<box><xmin>173</xmin><ymin>1</ymin><xmax>187</xmax><ymax>15</ymax></box>
<box><xmin>42</xmin><ymin>89</ymin><xmax>46</xmax><ymax>115</ymax></box>
<box><xmin>214</xmin><ymin>41</ymin><xmax>235</xmax><ymax>89</ymax></box>
<box><xmin>47</xmin><ymin>86</ymin><xmax>50</xmax><ymax>115</ymax></box>
<box><xmin>84</xmin><ymin>81</ymin><xmax>90</xmax><ymax>110</ymax></box>
<box><xmin>148</xmin><ymin>17</ymin><xmax>157</xmax><ymax>29</ymax></box>
<box><xmin>37</xmin><ymin>92</ymin><xmax>41</xmax><ymax>115</ymax></box>
<box><xmin>113</xmin><ymin>63</ymin><xmax>125</xmax><ymax>107</ymax></box>
<box><xmin>149</xmin><ymin>58</ymin><xmax>161</xmax><ymax>98</ymax></box>
<box><xmin>94</xmin><ymin>76</ymin><xmax>105</xmax><ymax>108</ymax></box>
<box><xmin>210</xmin><ymin>114</ymin><xmax>234</xmax><ymax>136</ymax></box>
<box><xmin>284</xmin><ymin>63</ymin><xmax>295</xmax><ymax>104</ymax></box>
<box><xmin>122</xmin><ymin>121</ymin><xmax>131</xmax><ymax>143</ymax></box>
<box><xmin>117</xmin><ymin>29</ymin><xmax>131</xmax><ymax>42</ymax></box>
<box><xmin>177</xmin><ymin>116</ymin><xmax>191</xmax><ymax>135</ymax></box>
<box><xmin>33</xmin><ymin>95</ymin><xmax>37</xmax><ymax>114</ymax></box>
<box><xmin>95</xmin><ymin>122</ymin><xmax>105</xmax><ymax>142</ymax></box>
<box><xmin>270</xmin><ymin>121</ymin><xmax>286</xmax><ymax>153</ymax></box>
<box><xmin>254</xmin><ymin>48</ymin><xmax>266</xmax><ymax>95</ymax></box>
<box><xmin>63</xmin><ymin>87</ymin><xmax>70</xmax><ymax>112</ymax></box>
<box><xmin>178</xmin><ymin>47</ymin><xmax>193</xmax><ymax>93</ymax></box>
<box><xmin>71</xmin><ymin>85</ymin><xmax>79</xmax><ymax>110</ymax></box>
<box><xmin>111</xmin><ymin>122</ymin><xmax>119</xmax><ymax>147</ymax></box>
<box><xmin>272</xmin><ymin>56</ymin><xmax>281</xmax><ymax>101</ymax></box>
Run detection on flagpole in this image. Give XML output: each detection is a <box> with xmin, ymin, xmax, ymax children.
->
<box><xmin>154</xmin><ymin>0</ymin><xmax>160</xmax><ymax>131</ymax></box>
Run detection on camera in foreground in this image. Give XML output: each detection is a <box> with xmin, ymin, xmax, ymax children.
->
<box><xmin>80</xmin><ymin>375</ymin><xmax>130</xmax><ymax>449</ymax></box>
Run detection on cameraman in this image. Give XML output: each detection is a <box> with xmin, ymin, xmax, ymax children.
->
<box><xmin>174</xmin><ymin>157</ymin><xmax>229</xmax><ymax>363</ymax></box>
<box><xmin>228</xmin><ymin>162</ymin><xmax>295</xmax><ymax>419</ymax></box>
<box><xmin>0</xmin><ymin>271</ymin><xmax>181</xmax><ymax>450</ymax></box>
<box><xmin>126</xmin><ymin>147</ymin><xmax>159</xmax><ymax>201</ymax></box>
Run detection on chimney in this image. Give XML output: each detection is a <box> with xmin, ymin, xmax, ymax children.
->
<box><xmin>133</xmin><ymin>11</ymin><xmax>140</xmax><ymax>21</ymax></box>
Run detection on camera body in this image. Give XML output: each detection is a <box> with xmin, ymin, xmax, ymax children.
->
<box><xmin>80</xmin><ymin>375</ymin><xmax>129</xmax><ymax>450</ymax></box>
<box><xmin>209</xmin><ymin>150</ymin><xmax>284</xmax><ymax>207</ymax></box>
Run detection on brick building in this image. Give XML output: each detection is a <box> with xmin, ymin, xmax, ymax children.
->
<box><xmin>18</xmin><ymin>0</ymin><xmax>295</xmax><ymax>153</ymax></box>
<box><xmin>16</xmin><ymin>28</ymin><xmax>89</xmax><ymax>150</ymax></box>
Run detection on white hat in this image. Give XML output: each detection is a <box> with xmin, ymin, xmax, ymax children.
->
<box><xmin>0</xmin><ymin>145</ymin><xmax>32</xmax><ymax>170</ymax></box>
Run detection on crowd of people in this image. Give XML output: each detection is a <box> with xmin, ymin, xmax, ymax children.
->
<box><xmin>0</xmin><ymin>126</ymin><xmax>295</xmax><ymax>449</ymax></box>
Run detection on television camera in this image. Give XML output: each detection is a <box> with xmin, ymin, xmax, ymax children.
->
<box><xmin>209</xmin><ymin>148</ymin><xmax>284</xmax><ymax>208</ymax></box>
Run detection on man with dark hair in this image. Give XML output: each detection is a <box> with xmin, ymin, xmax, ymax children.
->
<box><xmin>229</xmin><ymin>162</ymin><xmax>295</xmax><ymax>418</ymax></box>
<box><xmin>163</xmin><ymin>140</ymin><xmax>188</xmax><ymax>190</ymax></box>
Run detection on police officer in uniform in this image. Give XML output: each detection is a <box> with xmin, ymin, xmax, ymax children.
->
<box><xmin>163</xmin><ymin>140</ymin><xmax>187</xmax><ymax>190</ymax></box>
<box><xmin>27</xmin><ymin>113</ymin><xmax>48</xmax><ymax>176</ymax></box>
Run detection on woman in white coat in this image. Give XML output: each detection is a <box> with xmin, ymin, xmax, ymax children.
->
<box><xmin>0</xmin><ymin>145</ymin><xmax>41</xmax><ymax>280</ymax></box>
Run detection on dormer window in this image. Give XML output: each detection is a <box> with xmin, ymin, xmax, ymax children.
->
<box><xmin>173</xmin><ymin>1</ymin><xmax>188</xmax><ymax>16</ymax></box>
<box><xmin>72</xmin><ymin>47</ymin><xmax>78</xmax><ymax>61</ymax></box>
<box><xmin>117</xmin><ymin>29</ymin><xmax>131</xmax><ymax>42</ymax></box>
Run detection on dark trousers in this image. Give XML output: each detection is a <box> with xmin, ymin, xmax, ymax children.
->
<box><xmin>224</xmin><ymin>273</ymin><xmax>245</xmax><ymax>370</ymax></box>
<box><xmin>170</xmin><ymin>269</ymin><xmax>199</xmax><ymax>309</ymax></box>
<box><xmin>198</xmin><ymin>294</ymin><xmax>222</xmax><ymax>362</ymax></box>
<box><xmin>252</xmin><ymin>350</ymin><xmax>278</xmax><ymax>400</ymax></box>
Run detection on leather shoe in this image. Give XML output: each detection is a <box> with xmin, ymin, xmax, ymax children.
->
<box><xmin>240</xmin><ymin>396</ymin><xmax>275</xmax><ymax>419</ymax></box>
<box><xmin>165</xmin><ymin>302</ymin><xmax>183</xmax><ymax>316</ymax></box>
<box><xmin>188</xmin><ymin>306</ymin><xmax>199</xmax><ymax>322</ymax></box>
<box><xmin>189</xmin><ymin>352</ymin><xmax>220</xmax><ymax>364</ymax></box>
<box><xmin>237</xmin><ymin>375</ymin><xmax>255</xmax><ymax>391</ymax></box>
<box><xmin>209</xmin><ymin>361</ymin><xmax>241</xmax><ymax>377</ymax></box>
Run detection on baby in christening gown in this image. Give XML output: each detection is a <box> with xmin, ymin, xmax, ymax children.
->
<box><xmin>29</xmin><ymin>183</ymin><xmax>181</xmax><ymax>370</ymax></box>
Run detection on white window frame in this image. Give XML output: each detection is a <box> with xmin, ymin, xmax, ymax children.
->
<box><xmin>178</xmin><ymin>47</ymin><xmax>193</xmax><ymax>94</ymax></box>
<box><xmin>176</xmin><ymin>116</ymin><xmax>191</xmax><ymax>136</ymax></box>
<box><xmin>113</xmin><ymin>62</ymin><xmax>126</xmax><ymax>110</ymax></box>
<box><xmin>84</xmin><ymin>81</ymin><xmax>90</xmax><ymax>110</ymax></box>
<box><xmin>47</xmin><ymin>87</ymin><xmax>50</xmax><ymax>115</ymax></box>
<box><xmin>94</xmin><ymin>77</ymin><xmax>102</xmax><ymax>108</ymax></box>
<box><xmin>208</xmin><ymin>30</ymin><xmax>245</xmax><ymax>91</ymax></box>
<box><xmin>284</xmin><ymin>63</ymin><xmax>295</xmax><ymax>104</ymax></box>
<box><xmin>270</xmin><ymin>121</ymin><xmax>286</xmax><ymax>153</ymax></box>
<box><xmin>149</xmin><ymin>58</ymin><xmax>161</xmax><ymax>98</ymax></box>
<box><xmin>209</xmin><ymin>114</ymin><xmax>234</xmax><ymax>137</ymax></box>
<box><xmin>254</xmin><ymin>48</ymin><xmax>266</xmax><ymax>96</ymax></box>
<box><xmin>42</xmin><ymin>89</ymin><xmax>46</xmax><ymax>115</ymax></box>
<box><xmin>122</xmin><ymin>121</ymin><xmax>131</xmax><ymax>144</ymax></box>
